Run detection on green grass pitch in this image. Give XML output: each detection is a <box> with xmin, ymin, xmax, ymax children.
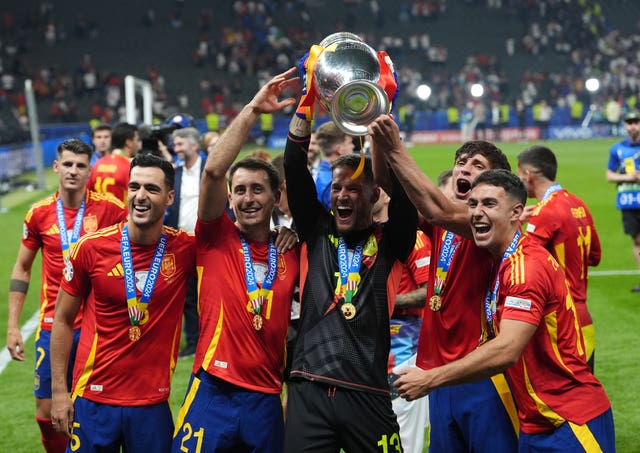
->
<box><xmin>0</xmin><ymin>138</ymin><xmax>638</xmax><ymax>451</ymax></box>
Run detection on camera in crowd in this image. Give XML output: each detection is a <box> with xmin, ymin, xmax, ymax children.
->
<box><xmin>139</xmin><ymin>113</ymin><xmax>195</xmax><ymax>156</ymax></box>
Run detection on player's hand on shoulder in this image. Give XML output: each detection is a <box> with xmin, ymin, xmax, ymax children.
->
<box><xmin>273</xmin><ymin>225</ymin><xmax>299</xmax><ymax>253</ymax></box>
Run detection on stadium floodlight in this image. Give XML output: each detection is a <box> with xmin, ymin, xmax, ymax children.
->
<box><xmin>416</xmin><ymin>84</ymin><xmax>432</xmax><ymax>101</ymax></box>
<box><xmin>470</xmin><ymin>83</ymin><xmax>484</xmax><ymax>98</ymax></box>
<box><xmin>585</xmin><ymin>78</ymin><xmax>600</xmax><ymax>93</ymax></box>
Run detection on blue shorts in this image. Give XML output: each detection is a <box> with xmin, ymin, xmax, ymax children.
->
<box><xmin>69</xmin><ymin>397</ymin><xmax>173</xmax><ymax>453</ymax></box>
<box><xmin>519</xmin><ymin>408</ymin><xmax>615</xmax><ymax>452</ymax></box>
<box><xmin>172</xmin><ymin>370</ymin><xmax>284</xmax><ymax>453</ymax></box>
<box><xmin>429</xmin><ymin>376</ymin><xmax>519</xmax><ymax>453</ymax></box>
<box><xmin>34</xmin><ymin>328</ymin><xmax>80</xmax><ymax>399</ymax></box>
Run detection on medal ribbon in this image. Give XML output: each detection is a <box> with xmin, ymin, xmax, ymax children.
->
<box><xmin>56</xmin><ymin>197</ymin><xmax>85</xmax><ymax>264</ymax></box>
<box><xmin>120</xmin><ymin>225</ymin><xmax>167</xmax><ymax>326</ymax></box>
<box><xmin>481</xmin><ymin>230</ymin><xmax>522</xmax><ymax>342</ymax></box>
<box><xmin>434</xmin><ymin>230</ymin><xmax>460</xmax><ymax>296</ymax></box>
<box><xmin>541</xmin><ymin>183</ymin><xmax>562</xmax><ymax>201</ymax></box>
<box><xmin>240</xmin><ymin>235</ymin><xmax>278</xmax><ymax>315</ymax></box>
<box><xmin>337</xmin><ymin>236</ymin><xmax>364</xmax><ymax>304</ymax></box>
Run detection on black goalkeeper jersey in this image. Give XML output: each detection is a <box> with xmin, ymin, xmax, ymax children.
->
<box><xmin>284</xmin><ymin>132</ymin><xmax>417</xmax><ymax>394</ymax></box>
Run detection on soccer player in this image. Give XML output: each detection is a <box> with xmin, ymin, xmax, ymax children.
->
<box><xmin>395</xmin><ymin>169</ymin><xmax>615</xmax><ymax>452</ymax></box>
<box><xmin>50</xmin><ymin>153</ymin><xmax>195</xmax><ymax>453</ymax></box>
<box><xmin>518</xmin><ymin>145</ymin><xmax>601</xmax><ymax>370</ymax></box>
<box><xmin>606</xmin><ymin>109</ymin><xmax>640</xmax><ymax>292</ymax></box>
<box><xmin>89</xmin><ymin>122</ymin><xmax>140</xmax><ymax>203</ymax></box>
<box><xmin>375</xmin><ymin>114</ymin><xmax>518</xmax><ymax>453</ymax></box>
<box><xmin>6</xmin><ymin>138</ymin><xmax>125</xmax><ymax>453</ymax></box>
<box><xmin>283</xmin><ymin>106</ymin><xmax>417</xmax><ymax>451</ymax></box>
<box><xmin>171</xmin><ymin>69</ymin><xmax>300</xmax><ymax>453</ymax></box>
<box><xmin>373</xmin><ymin>189</ymin><xmax>431</xmax><ymax>453</ymax></box>
<box><xmin>89</xmin><ymin>123</ymin><xmax>112</xmax><ymax>166</ymax></box>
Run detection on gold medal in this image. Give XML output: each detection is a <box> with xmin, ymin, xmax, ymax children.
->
<box><xmin>252</xmin><ymin>314</ymin><xmax>263</xmax><ymax>331</ymax></box>
<box><xmin>429</xmin><ymin>295</ymin><xmax>442</xmax><ymax>311</ymax></box>
<box><xmin>128</xmin><ymin>325</ymin><xmax>141</xmax><ymax>342</ymax></box>
<box><xmin>341</xmin><ymin>302</ymin><xmax>356</xmax><ymax>320</ymax></box>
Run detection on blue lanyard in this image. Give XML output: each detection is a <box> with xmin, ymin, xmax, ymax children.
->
<box><xmin>482</xmin><ymin>230</ymin><xmax>521</xmax><ymax>340</ymax></box>
<box><xmin>542</xmin><ymin>183</ymin><xmax>562</xmax><ymax>201</ymax></box>
<box><xmin>337</xmin><ymin>236</ymin><xmax>364</xmax><ymax>304</ymax></box>
<box><xmin>241</xmin><ymin>234</ymin><xmax>278</xmax><ymax>314</ymax></box>
<box><xmin>56</xmin><ymin>197</ymin><xmax>85</xmax><ymax>261</ymax></box>
<box><xmin>120</xmin><ymin>224</ymin><xmax>167</xmax><ymax>325</ymax></box>
<box><xmin>434</xmin><ymin>230</ymin><xmax>460</xmax><ymax>295</ymax></box>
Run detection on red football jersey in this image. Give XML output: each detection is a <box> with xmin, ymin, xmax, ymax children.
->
<box><xmin>416</xmin><ymin>224</ymin><xmax>494</xmax><ymax>369</ymax></box>
<box><xmin>61</xmin><ymin>223</ymin><xmax>195</xmax><ymax>405</ymax></box>
<box><xmin>88</xmin><ymin>151</ymin><xmax>131</xmax><ymax>203</ymax></box>
<box><xmin>394</xmin><ymin>229</ymin><xmax>431</xmax><ymax>316</ymax></box>
<box><xmin>193</xmin><ymin>214</ymin><xmax>300</xmax><ymax>394</ymax></box>
<box><xmin>525</xmin><ymin>189</ymin><xmax>601</xmax><ymax>327</ymax></box>
<box><xmin>22</xmin><ymin>190</ymin><xmax>126</xmax><ymax>331</ymax></box>
<box><xmin>497</xmin><ymin>237</ymin><xmax>610</xmax><ymax>434</ymax></box>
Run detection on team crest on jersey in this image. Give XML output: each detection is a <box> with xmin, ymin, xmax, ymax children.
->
<box><xmin>277</xmin><ymin>254</ymin><xmax>287</xmax><ymax>277</ymax></box>
<box><xmin>135</xmin><ymin>271</ymin><xmax>149</xmax><ymax>292</ymax></box>
<box><xmin>161</xmin><ymin>254</ymin><xmax>176</xmax><ymax>278</ymax></box>
<box><xmin>83</xmin><ymin>214</ymin><xmax>98</xmax><ymax>233</ymax></box>
<box><xmin>23</xmin><ymin>223</ymin><xmax>28</xmax><ymax>240</ymax></box>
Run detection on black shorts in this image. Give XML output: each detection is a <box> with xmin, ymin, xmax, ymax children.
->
<box><xmin>622</xmin><ymin>209</ymin><xmax>640</xmax><ymax>237</ymax></box>
<box><xmin>284</xmin><ymin>380</ymin><xmax>403</xmax><ymax>453</ymax></box>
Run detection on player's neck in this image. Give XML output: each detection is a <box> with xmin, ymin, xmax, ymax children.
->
<box><xmin>491</xmin><ymin>227</ymin><xmax>520</xmax><ymax>260</ymax></box>
<box><xmin>535</xmin><ymin>180</ymin><xmax>558</xmax><ymax>201</ymax></box>
<box><xmin>237</xmin><ymin>223</ymin><xmax>270</xmax><ymax>243</ymax></box>
<box><xmin>126</xmin><ymin>221</ymin><xmax>165</xmax><ymax>245</ymax></box>
<box><xmin>58</xmin><ymin>188</ymin><xmax>85</xmax><ymax>209</ymax></box>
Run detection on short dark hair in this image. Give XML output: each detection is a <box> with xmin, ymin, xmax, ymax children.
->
<box><xmin>111</xmin><ymin>122</ymin><xmax>138</xmax><ymax>149</ymax></box>
<box><xmin>130</xmin><ymin>153</ymin><xmax>175</xmax><ymax>190</ymax></box>
<box><xmin>517</xmin><ymin>145</ymin><xmax>557</xmax><ymax>181</ymax></box>
<box><xmin>315</xmin><ymin>121</ymin><xmax>348</xmax><ymax>156</ymax></box>
<box><xmin>91</xmin><ymin>123</ymin><xmax>112</xmax><ymax>138</ymax></box>
<box><xmin>57</xmin><ymin>138</ymin><xmax>93</xmax><ymax>160</ymax></box>
<box><xmin>472</xmin><ymin>169</ymin><xmax>527</xmax><ymax>205</ymax></box>
<box><xmin>331</xmin><ymin>154</ymin><xmax>375</xmax><ymax>185</ymax></box>
<box><xmin>437</xmin><ymin>168</ymin><xmax>453</xmax><ymax>187</ymax></box>
<box><xmin>455</xmin><ymin>140</ymin><xmax>511</xmax><ymax>171</ymax></box>
<box><xmin>229</xmin><ymin>157</ymin><xmax>281</xmax><ymax>193</ymax></box>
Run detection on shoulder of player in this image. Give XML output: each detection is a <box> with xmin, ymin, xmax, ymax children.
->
<box><xmin>24</xmin><ymin>194</ymin><xmax>57</xmax><ymax>222</ymax></box>
<box><xmin>502</xmin><ymin>239</ymin><xmax>560</xmax><ymax>278</ymax></box>
<box><xmin>87</xmin><ymin>190</ymin><xmax>126</xmax><ymax>208</ymax></box>
<box><xmin>163</xmin><ymin>225</ymin><xmax>195</xmax><ymax>242</ymax></box>
<box><xmin>72</xmin><ymin>223</ymin><xmax>121</xmax><ymax>254</ymax></box>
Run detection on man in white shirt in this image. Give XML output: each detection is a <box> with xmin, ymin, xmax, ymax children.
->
<box><xmin>166</xmin><ymin>127</ymin><xmax>205</xmax><ymax>357</ymax></box>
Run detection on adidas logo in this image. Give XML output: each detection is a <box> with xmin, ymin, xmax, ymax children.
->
<box><xmin>108</xmin><ymin>263</ymin><xmax>124</xmax><ymax>277</ymax></box>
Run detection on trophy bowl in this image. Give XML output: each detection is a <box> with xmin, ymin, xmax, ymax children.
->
<box><xmin>313</xmin><ymin>33</ymin><xmax>390</xmax><ymax>136</ymax></box>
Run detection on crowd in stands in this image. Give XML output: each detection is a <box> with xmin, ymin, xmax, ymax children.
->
<box><xmin>0</xmin><ymin>0</ymin><xmax>638</xmax><ymax>144</ymax></box>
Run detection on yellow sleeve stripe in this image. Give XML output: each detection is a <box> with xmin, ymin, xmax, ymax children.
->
<box><xmin>523</xmin><ymin>359</ymin><xmax>566</xmax><ymax>428</ymax></box>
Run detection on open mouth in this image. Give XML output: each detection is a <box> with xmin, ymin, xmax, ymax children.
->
<box><xmin>456</xmin><ymin>179</ymin><xmax>472</xmax><ymax>197</ymax></box>
<box><xmin>133</xmin><ymin>204</ymin><xmax>150</xmax><ymax>214</ymax></box>
<box><xmin>335</xmin><ymin>205</ymin><xmax>353</xmax><ymax>220</ymax></box>
<box><xmin>473</xmin><ymin>222</ymin><xmax>490</xmax><ymax>235</ymax></box>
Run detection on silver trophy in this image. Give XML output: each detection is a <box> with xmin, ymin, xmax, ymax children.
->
<box><xmin>313</xmin><ymin>32</ymin><xmax>391</xmax><ymax>136</ymax></box>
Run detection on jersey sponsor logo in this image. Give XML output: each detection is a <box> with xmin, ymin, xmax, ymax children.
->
<box><xmin>90</xmin><ymin>384</ymin><xmax>103</xmax><ymax>392</ymax></box>
<box><xmin>83</xmin><ymin>214</ymin><xmax>98</xmax><ymax>233</ymax></box>
<box><xmin>504</xmin><ymin>296</ymin><xmax>532</xmax><ymax>311</ymax></box>
<box><xmin>23</xmin><ymin>222</ymin><xmax>28</xmax><ymax>240</ymax></box>
<box><xmin>214</xmin><ymin>360</ymin><xmax>228</xmax><ymax>369</ymax></box>
<box><xmin>526</xmin><ymin>223</ymin><xmax>536</xmax><ymax>233</ymax></box>
<box><xmin>415</xmin><ymin>257</ymin><xmax>430</xmax><ymax>268</ymax></box>
<box><xmin>161</xmin><ymin>253</ymin><xmax>176</xmax><ymax>278</ymax></box>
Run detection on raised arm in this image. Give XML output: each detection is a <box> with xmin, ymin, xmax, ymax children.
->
<box><xmin>284</xmin><ymin>115</ymin><xmax>325</xmax><ymax>241</ymax></box>
<box><xmin>6</xmin><ymin>244</ymin><xmax>38</xmax><ymax>361</ymax></box>
<box><xmin>368</xmin><ymin>115</ymin><xmax>472</xmax><ymax>237</ymax></box>
<box><xmin>198</xmin><ymin>67</ymin><xmax>298</xmax><ymax>222</ymax></box>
